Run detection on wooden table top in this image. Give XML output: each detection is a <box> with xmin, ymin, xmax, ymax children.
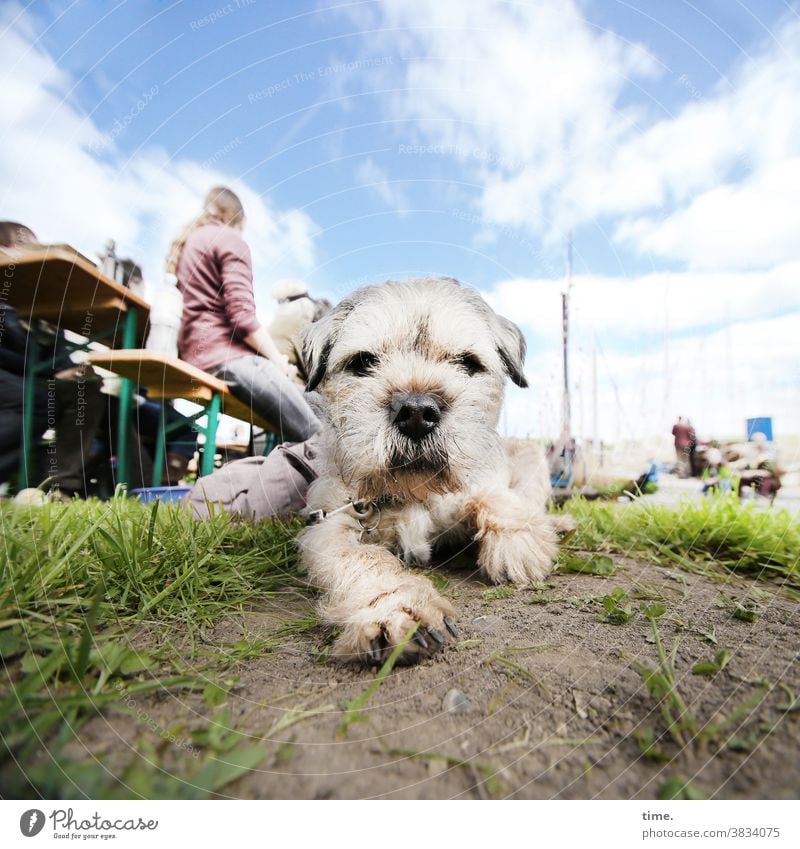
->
<box><xmin>0</xmin><ymin>246</ymin><xmax>151</xmax><ymax>343</ymax></box>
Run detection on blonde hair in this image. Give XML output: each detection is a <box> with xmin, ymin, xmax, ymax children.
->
<box><xmin>166</xmin><ymin>186</ymin><xmax>245</xmax><ymax>274</ymax></box>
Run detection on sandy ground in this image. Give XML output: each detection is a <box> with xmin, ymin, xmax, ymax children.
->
<box><xmin>70</xmin><ymin>548</ymin><xmax>800</xmax><ymax>800</ymax></box>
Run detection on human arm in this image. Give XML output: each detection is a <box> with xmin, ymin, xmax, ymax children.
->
<box><xmin>215</xmin><ymin>230</ymin><xmax>295</xmax><ymax>378</ymax></box>
<box><xmin>243</xmin><ymin>326</ymin><xmax>297</xmax><ymax>380</ymax></box>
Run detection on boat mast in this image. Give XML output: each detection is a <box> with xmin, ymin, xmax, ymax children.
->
<box><xmin>561</xmin><ymin>231</ymin><xmax>573</xmax><ymax>440</ymax></box>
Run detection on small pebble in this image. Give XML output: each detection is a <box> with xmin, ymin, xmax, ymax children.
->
<box><xmin>472</xmin><ymin>615</ymin><xmax>501</xmax><ymax>634</ymax></box>
<box><xmin>427</xmin><ymin>758</ymin><xmax>449</xmax><ymax>778</ymax></box>
<box><xmin>443</xmin><ymin>688</ymin><xmax>473</xmax><ymax>715</ymax></box>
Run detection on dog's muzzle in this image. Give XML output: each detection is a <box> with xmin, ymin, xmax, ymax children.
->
<box><xmin>390</xmin><ymin>392</ymin><xmax>441</xmax><ymax>442</ymax></box>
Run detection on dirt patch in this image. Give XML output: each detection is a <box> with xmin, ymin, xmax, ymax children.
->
<box><xmin>69</xmin><ymin>553</ymin><xmax>800</xmax><ymax>799</ymax></box>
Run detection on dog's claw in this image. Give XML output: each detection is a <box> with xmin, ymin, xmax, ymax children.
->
<box><xmin>413</xmin><ymin>629</ymin><xmax>429</xmax><ymax>649</ymax></box>
<box><xmin>443</xmin><ymin>617</ymin><xmax>459</xmax><ymax>637</ymax></box>
<box><xmin>427</xmin><ymin>627</ymin><xmax>445</xmax><ymax>645</ymax></box>
<box><xmin>370</xmin><ymin>637</ymin><xmax>383</xmax><ymax>664</ymax></box>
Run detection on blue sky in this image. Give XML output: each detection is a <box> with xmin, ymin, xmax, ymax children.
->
<box><xmin>2</xmin><ymin>0</ymin><xmax>799</xmax><ymax>440</ymax></box>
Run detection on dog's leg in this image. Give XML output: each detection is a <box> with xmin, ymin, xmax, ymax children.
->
<box><xmin>396</xmin><ymin>502</ymin><xmax>434</xmax><ymax>565</ymax></box>
<box><xmin>299</xmin><ymin>516</ymin><xmax>455</xmax><ymax>665</ymax></box>
<box><xmin>465</xmin><ymin>488</ymin><xmax>559</xmax><ymax>586</ymax></box>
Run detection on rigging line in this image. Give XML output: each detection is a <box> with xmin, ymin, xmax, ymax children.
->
<box><xmin>593</xmin><ymin>332</ymin><xmax>638</xmax><ymax>441</ymax></box>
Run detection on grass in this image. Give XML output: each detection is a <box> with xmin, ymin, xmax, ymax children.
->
<box><xmin>379</xmin><ymin>745</ymin><xmax>508</xmax><ymax>799</ymax></box>
<box><xmin>561</xmin><ymin>495</ymin><xmax>800</xmax><ymax>597</ymax></box>
<box><xmin>629</xmin><ymin>604</ymin><xmax>773</xmax><ymax>759</ymax></box>
<box><xmin>482</xmin><ymin>585</ymin><xmax>515</xmax><ymax>601</ymax></box>
<box><xmin>19</xmin><ymin>697</ymin><xmax>335</xmax><ymax>799</ymax></box>
<box><xmin>597</xmin><ymin>588</ymin><xmax>635</xmax><ymax>624</ymax></box>
<box><xmin>691</xmin><ymin>648</ymin><xmax>733</xmax><ymax>677</ymax></box>
<box><xmin>337</xmin><ymin>626</ymin><xmax>417</xmax><ymax>740</ymax></box>
<box><xmin>485</xmin><ymin>645</ymin><xmax>553</xmax><ymax>713</ymax></box>
<box><xmin>0</xmin><ymin>495</ymin><xmax>307</xmax><ymax>798</ymax></box>
<box><xmin>629</xmin><ymin>603</ymin><xmax>698</xmax><ymax>749</ymax></box>
<box><xmin>716</xmin><ymin>591</ymin><xmax>764</xmax><ymax>622</ymax></box>
<box><xmin>658</xmin><ymin>777</ymin><xmax>707</xmax><ymax>800</ymax></box>
<box><xmin>557</xmin><ymin>552</ymin><xmax>616</xmax><ymax>576</ymax></box>
<box><xmin>1</xmin><ymin>490</ymin><xmax>796</xmax><ymax>798</ymax></box>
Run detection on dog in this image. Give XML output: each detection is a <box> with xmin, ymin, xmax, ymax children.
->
<box><xmin>298</xmin><ymin>277</ymin><xmax>561</xmax><ymax>665</ymax></box>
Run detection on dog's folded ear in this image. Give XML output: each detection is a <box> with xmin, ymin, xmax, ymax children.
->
<box><xmin>495</xmin><ymin>315</ymin><xmax>529</xmax><ymax>388</ymax></box>
<box><xmin>302</xmin><ymin>312</ymin><xmax>335</xmax><ymax>392</ymax></box>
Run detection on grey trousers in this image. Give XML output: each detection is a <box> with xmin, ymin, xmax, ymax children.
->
<box><xmin>186</xmin><ymin>437</ymin><xmax>319</xmax><ymax>521</ymax></box>
<box><xmin>212</xmin><ymin>355</ymin><xmax>320</xmax><ymax>443</ymax></box>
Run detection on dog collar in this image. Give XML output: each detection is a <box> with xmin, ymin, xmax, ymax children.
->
<box><xmin>306</xmin><ymin>499</ymin><xmax>381</xmax><ymax>530</ymax></box>
<box><xmin>306</xmin><ymin>495</ymin><xmax>394</xmax><ymax>531</ymax></box>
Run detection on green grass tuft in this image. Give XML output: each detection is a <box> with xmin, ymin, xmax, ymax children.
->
<box><xmin>562</xmin><ymin>496</ymin><xmax>800</xmax><ymax>596</ymax></box>
<box><xmin>0</xmin><ymin>497</ymin><xmax>306</xmax><ymax>798</ymax></box>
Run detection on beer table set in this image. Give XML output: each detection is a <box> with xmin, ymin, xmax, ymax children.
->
<box><xmin>1</xmin><ymin>245</ymin><xmax>276</xmax><ymax>490</ymax></box>
<box><xmin>1</xmin><ymin>246</ymin><xmax>148</xmax><ymax>489</ymax></box>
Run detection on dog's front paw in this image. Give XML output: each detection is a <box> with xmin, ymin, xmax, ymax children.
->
<box><xmin>477</xmin><ymin>519</ymin><xmax>558</xmax><ymax>586</ymax></box>
<box><xmin>331</xmin><ymin>579</ymin><xmax>457</xmax><ymax>666</ymax></box>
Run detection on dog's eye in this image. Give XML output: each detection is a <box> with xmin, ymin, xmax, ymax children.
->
<box><xmin>453</xmin><ymin>353</ymin><xmax>486</xmax><ymax>376</ymax></box>
<box><xmin>344</xmin><ymin>351</ymin><xmax>379</xmax><ymax>377</ymax></box>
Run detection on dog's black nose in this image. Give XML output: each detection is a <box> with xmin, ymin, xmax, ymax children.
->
<box><xmin>392</xmin><ymin>393</ymin><xmax>441</xmax><ymax>441</ymax></box>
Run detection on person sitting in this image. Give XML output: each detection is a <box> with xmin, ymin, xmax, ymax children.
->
<box><xmin>0</xmin><ymin>221</ymin><xmax>106</xmax><ymax>497</ymax></box>
<box><xmin>738</xmin><ymin>432</ymin><xmax>782</xmax><ymax>502</ymax></box>
<box><xmin>702</xmin><ymin>442</ymin><xmax>732</xmax><ymax>496</ymax></box>
<box><xmin>166</xmin><ymin>186</ymin><xmax>319</xmax><ymax>443</ymax></box>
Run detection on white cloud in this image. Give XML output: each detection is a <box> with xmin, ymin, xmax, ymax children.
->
<box><xmin>487</xmin><ymin>271</ymin><xmax>800</xmax><ymax>442</ymax></box>
<box><xmin>501</xmin><ymin>311</ymin><xmax>800</xmax><ymax>444</ymax></box>
<box><xmin>335</xmin><ymin>0</ymin><xmax>799</xmax><ymax>440</ymax></box>
<box><xmin>344</xmin><ymin>0</ymin><xmax>656</xmax><ymax>233</ymax></box>
<box><xmin>342</xmin><ymin>1</ymin><xmax>800</xmax><ymax>266</ymax></box>
<box><xmin>615</xmin><ymin>158</ymin><xmax>800</xmax><ymax>270</ymax></box>
<box><xmin>356</xmin><ymin>157</ymin><xmax>409</xmax><ymax>213</ymax></box>
<box><xmin>0</xmin><ymin>11</ymin><xmax>316</xmax><ymax>310</ymax></box>
<box><xmin>487</xmin><ymin>262</ymin><xmax>800</xmax><ymax>346</ymax></box>
<box><xmin>523</xmin><ymin>17</ymin><xmax>800</xmax><ymax>235</ymax></box>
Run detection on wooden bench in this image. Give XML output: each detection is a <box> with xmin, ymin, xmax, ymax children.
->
<box><xmin>87</xmin><ymin>349</ymin><xmax>277</xmax><ymax>481</ymax></box>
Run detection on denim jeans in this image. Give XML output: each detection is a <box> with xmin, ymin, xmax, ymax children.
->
<box><xmin>211</xmin><ymin>355</ymin><xmax>320</xmax><ymax>443</ymax></box>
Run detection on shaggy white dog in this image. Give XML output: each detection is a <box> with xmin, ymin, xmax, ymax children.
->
<box><xmin>299</xmin><ymin>278</ymin><xmax>560</xmax><ymax>665</ymax></box>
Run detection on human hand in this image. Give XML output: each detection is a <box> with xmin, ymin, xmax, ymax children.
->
<box><xmin>54</xmin><ymin>364</ymin><xmax>98</xmax><ymax>381</ymax></box>
<box><xmin>280</xmin><ymin>357</ymin><xmax>299</xmax><ymax>381</ymax></box>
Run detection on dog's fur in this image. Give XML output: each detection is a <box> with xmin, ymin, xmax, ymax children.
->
<box><xmin>298</xmin><ymin>278</ymin><xmax>559</xmax><ymax>665</ymax></box>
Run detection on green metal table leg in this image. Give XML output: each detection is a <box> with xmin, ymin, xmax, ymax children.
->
<box><xmin>152</xmin><ymin>401</ymin><xmax>167</xmax><ymax>486</ymax></box>
<box><xmin>19</xmin><ymin>329</ymin><xmax>40</xmax><ymax>489</ymax></box>
<box><xmin>115</xmin><ymin>307</ymin><xmax>138</xmax><ymax>489</ymax></box>
<box><xmin>200</xmin><ymin>392</ymin><xmax>221</xmax><ymax>477</ymax></box>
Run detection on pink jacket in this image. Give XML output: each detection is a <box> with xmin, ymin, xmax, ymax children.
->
<box><xmin>177</xmin><ymin>223</ymin><xmax>260</xmax><ymax>371</ymax></box>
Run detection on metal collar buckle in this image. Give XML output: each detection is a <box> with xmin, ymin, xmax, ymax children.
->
<box><xmin>306</xmin><ymin>499</ymin><xmax>382</xmax><ymax>536</ymax></box>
